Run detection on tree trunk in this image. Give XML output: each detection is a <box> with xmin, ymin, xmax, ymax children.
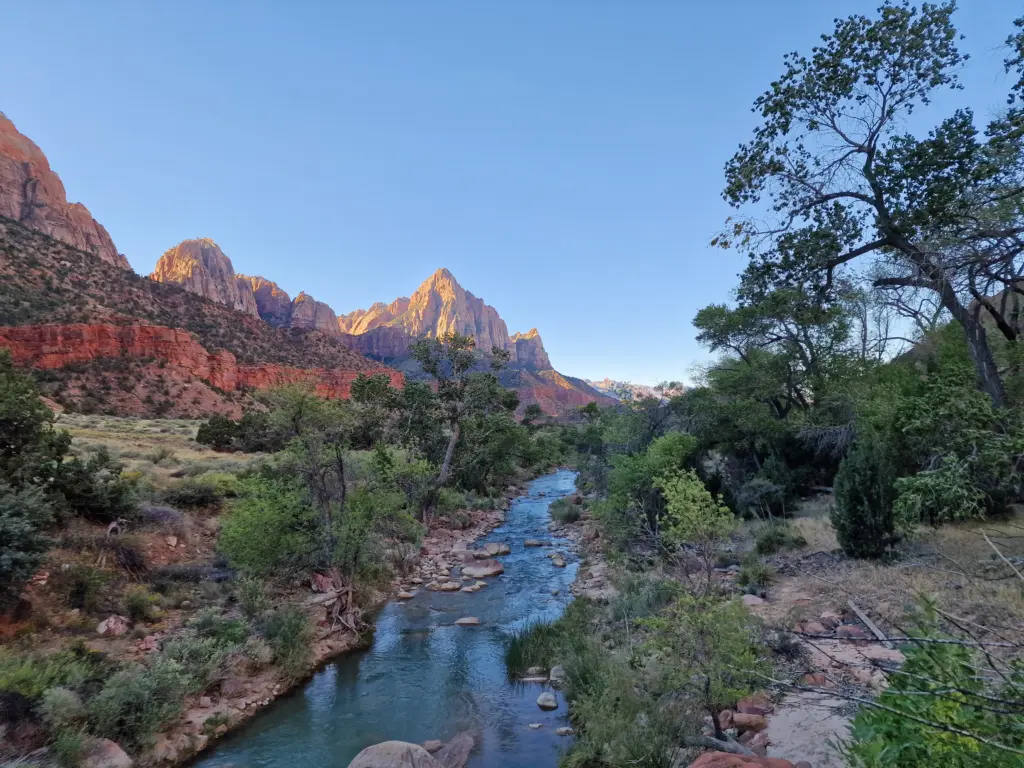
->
<box><xmin>945</xmin><ymin>297</ymin><xmax>1008</xmax><ymax>408</ymax></box>
<box><xmin>438</xmin><ymin>421</ymin><xmax>460</xmax><ymax>487</ymax></box>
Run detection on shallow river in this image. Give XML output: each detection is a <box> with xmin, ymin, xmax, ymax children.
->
<box><xmin>196</xmin><ymin>469</ymin><xmax>580</xmax><ymax>768</ymax></box>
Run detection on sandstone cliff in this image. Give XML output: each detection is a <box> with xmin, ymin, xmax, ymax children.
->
<box><xmin>239</xmin><ymin>275</ymin><xmax>293</xmax><ymax>327</ymax></box>
<box><xmin>289</xmin><ymin>292</ymin><xmax>340</xmax><ymax>337</ymax></box>
<box><xmin>511</xmin><ymin>328</ymin><xmax>551</xmax><ymax>370</ymax></box>
<box><xmin>0</xmin><ymin>113</ymin><xmax>129</xmax><ymax>269</ymax></box>
<box><xmin>151</xmin><ymin>239</ymin><xmax>259</xmax><ymax>317</ymax></box>
<box><xmin>337</xmin><ymin>298</ymin><xmax>411</xmax><ymax>335</ymax></box>
<box><xmin>0</xmin><ymin>323</ymin><xmax>403</xmax><ymax>417</ymax></box>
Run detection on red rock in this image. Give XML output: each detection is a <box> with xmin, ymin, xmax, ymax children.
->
<box><xmin>240</xmin><ymin>275</ymin><xmax>293</xmax><ymax>327</ymax></box>
<box><xmin>97</xmin><ymin>614</ymin><xmax>130</xmax><ymax>637</ymax></box>
<box><xmin>801</xmin><ymin>672</ymin><xmax>833</xmax><ymax>687</ymax></box>
<box><xmin>736</xmin><ymin>693</ymin><xmax>772</xmax><ymax>716</ymax></box>
<box><xmin>732</xmin><ymin>713</ymin><xmax>768</xmax><ymax>733</ymax></box>
<box><xmin>836</xmin><ymin>624</ymin><xmax>871</xmax><ymax>642</ymax></box>
<box><xmin>0</xmin><ymin>114</ymin><xmax>129</xmax><ymax>269</ymax></box>
<box><xmin>803</xmin><ymin>621</ymin><xmax>828</xmax><ymax>634</ymax></box>
<box><xmin>289</xmin><ymin>292</ymin><xmax>340</xmax><ymax>337</ymax></box>
<box><xmin>688</xmin><ymin>753</ymin><xmax>801</xmax><ymax>768</ymax></box>
<box><xmin>718</xmin><ymin>709</ymin><xmax>734</xmax><ymax>730</ymax></box>
<box><xmin>150</xmin><ymin>239</ymin><xmax>258</xmax><ymax>316</ymax></box>
<box><xmin>0</xmin><ymin>323</ymin><xmax>403</xmax><ymax>403</ymax></box>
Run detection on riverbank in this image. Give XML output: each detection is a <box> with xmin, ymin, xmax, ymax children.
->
<box><xmin>191</xmin><ymin>469</ymin><xmax>581</xmax><ymax>768</ymax></box>
<box><xmin>143</xmin><ymin>481</ymin><xmax>532</xmax><ymax>766</ymax></box>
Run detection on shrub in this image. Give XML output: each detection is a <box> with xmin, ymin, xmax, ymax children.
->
<box><xmin>237</xmin><ymin>577</ymin><xmax>268</xmax><ymax>618</ymax></box>
<box><xmin>219</xmin><ymin>477</ymin><xmax>316</xmax><ymax>577</ymax></box>
<box><xmin>549</xmin><ymin>497</ymin><xmax>582</xmax><ymax>524</ymax></box>
<box><xmin>435</xmin><ymin>487</ymin><xmax>467</xmax><ymax>516</ymax></box>
<box><xmin>190</xmin><ymin>608</ymin><xmax>251</xmax><ymax>646</ymax></box>
<box><xmin>0</xmin><ymin>646</ymin><xmax>109</xmax><ymax>700</ymax></box>
<box><xmin>53</xmin><ymin>728</ymin><xmax>86</xmax><ymax>768</ymax></box>
<box><xmin>737</xmin><ymin>476</ymin><xmax>786</xmax><ymax>519</ymax></box>
<box><xmin>260</xmin><ymin>607</ymin><xmax>313</xmax><ymax>681</ymax></box>
<box><xmin>333</xmin><ymin>487</ymin><xmax>420</xmax><ymax>585</ymax></box>
<box><xmin>122</xmin><ymin>586</ymin><xmax>159</xmax><ymax>623</ymax></box>
<box><xmin>39</xmin><ymin>687</ymin><xmax>85</xmax><ymax>729</ymax></box>
<box><xmin>0</xmin><ymin>483</ymin><xmax>54</xmax><ymax>609</ymax></box>
<box><xmin>87</xmin><ymin>658</ymin><xmax>188</xmax><ymax>751</ymax></box>
<box><xmin>160</xmin><ymin>479</ymin><xmax>220</xmax><ymax>509</ymax></box>
<box><xmin>54</xmin><ymin>448</ymin><xmax>137</xmax><ymax>523</ymax></box>
<box><xmin>737</xmin><ymin>555</ymin><xmax>775</xmax><ymax>592</ymax></box>
<box><xmin>832</xmin><ymin>432</ymin><xmax>900</xmax><ymax>559</ymax></box>
<box><xmin>160</xmin><ymin>635</ymin><xmax>236</xmax><ymax>694</ymax></box>
<box><xmin>753</xmin><ymin>522</ymin><xmax>807</xmax><ymax>555</ymax></box>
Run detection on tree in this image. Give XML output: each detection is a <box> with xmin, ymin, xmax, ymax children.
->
<box><xmin>0</xmin><ymin>350</ymin><xmax>68</xmax><ymax>487</ymax></box>
<box><xmin>0</xmin><ymin>484</ymin><xmax>53</xmax><ymax>609</ymax></box>
<box><xmin>718</xmin><ymin>3</ymin><xmax>1024</xmax><ymax>407</ymax></box>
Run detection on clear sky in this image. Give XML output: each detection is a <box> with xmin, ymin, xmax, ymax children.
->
<box><xmin>1</xmin><ymin>1</ymin><xmax>1018</xmax><ymax>384</ymax></box>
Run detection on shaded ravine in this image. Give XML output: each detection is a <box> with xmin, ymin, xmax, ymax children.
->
<box><xmin>196</xmin><ymin>469</ymin><xmax>580</xmax><ymax>768</ymax></box>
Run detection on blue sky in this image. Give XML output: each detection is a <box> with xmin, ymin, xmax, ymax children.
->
<box><xmin>2</xmin><ymin>2</ymin><xmax>1018</xmax><ymax>384</ymax></box>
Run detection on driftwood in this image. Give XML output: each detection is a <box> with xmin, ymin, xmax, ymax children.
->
<box><xmin>847</xmin><ymin>599</ymin><xmax>893</xmax><ymax>649</ymax></box>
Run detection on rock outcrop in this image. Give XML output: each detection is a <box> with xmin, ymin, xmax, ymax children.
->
<box><xmin>289</xmin><ymin>292</ymin><xmax>340</xmax><ymax>337</ymax></box>
<box><xmin>337</xmin><ymin>297</ymin><xmax>412</xmax><ymax>335</ymax></box>
<box><xmin>0</xmin><ymin>323</ymin><xmax>402</xmax><ymax>401</ymax></box>
<box><xmin>340</xmin><ymin>326</ymin><xmax>413</xmax><ymax>360</ymax></box>
<box><xmin>0</xmin><ymin>113</ymin><xmax>129</xmax><ymax>269</ymax></box>
<box><xmin>240</xmin><ymin>275</ymin><xmax>293</xmax><ymax>327</ymax></box>
<box><xmin>511</xmin><ymin>328</ymin><xmax>551</xmax><ymax>370</ymax></box>
<box><xmin>150</xmin><ymin>239</ymin><xmax>259</xmax><ymax>317</ymax></box>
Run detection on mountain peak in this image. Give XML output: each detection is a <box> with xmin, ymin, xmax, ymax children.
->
<box><xmin>0</xmin><ymin>113</ymin><xmax>130</xmax><ymax>269</ymax></box>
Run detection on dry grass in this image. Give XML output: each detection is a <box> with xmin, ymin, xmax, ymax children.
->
<box><xmin>57</xmin><ymin>412</ymin><xmax>261</xmax><ymax>488</ymax></box>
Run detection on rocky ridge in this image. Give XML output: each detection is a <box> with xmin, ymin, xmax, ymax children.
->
<box><xmin>0</xmin><ymin>113</ymin><xmax>129</xmax><ymax>269</ymax></box>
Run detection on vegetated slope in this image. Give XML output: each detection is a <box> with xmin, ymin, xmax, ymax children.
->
<box><xmin>0</xmin><ymin>217</ymin><xmax>400</xmax><ymax>416</ymax></box>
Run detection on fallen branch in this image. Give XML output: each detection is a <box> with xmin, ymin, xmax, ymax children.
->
<box><xmin>684</xmin><ymin>735</ymin><xmax>756</xmax><ymax>757</ymax></box>
<box><xmin>848</xmin><ymin>599</ymin><xmax>893</xmax><ymax>649</ymax></box>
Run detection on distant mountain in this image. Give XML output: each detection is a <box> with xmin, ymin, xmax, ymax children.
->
<box><xmin>585</xmin><ymin>378</ymin><xmax>685</xmax><ymax>401</ymax></box>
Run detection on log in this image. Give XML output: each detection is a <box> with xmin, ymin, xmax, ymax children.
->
<box><xmin>847</xmin><ymin>599</ymin><xmax>893</xmax><ymax>649</ymax></box>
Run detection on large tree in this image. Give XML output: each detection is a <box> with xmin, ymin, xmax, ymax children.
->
<box><xmin>718</xmin><ymin>3</ymin><xmax>1024</xmax><ymax>406</ymax></box>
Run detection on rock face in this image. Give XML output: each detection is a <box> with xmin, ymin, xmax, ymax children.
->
<box><xmin>240</xmin><ymin>275</ymin><xmax>293</xmax><ymax>327</ymax></box>
<box><xmin>338</xmin><ymin>269</ymin><xmax>537</xmax><ymax>364</ymax></box>
<box><xmin>348</xmin><ymin>742</ymin><xmax>443</xmax><ymax>768</ymax></box>
<box><xmin>289</xmin><ymin>292</ymin><xmax>340</xmax><ymax>337</ymax></box>
<box><xmin>511</xmin><ymin>329</ymin><xmax>551</xmax><ymax>370</ymax></box>
<box><xmin>150</xmin><ymin>239</ymin><xmax>259</xmax><ymax>316</ymax></box>
<box><xmin>0</xmin><ymin>323</ymin><xmax>403</xmax><ymax>400</ymax></box>
<box><xmin>0</xmin><ymin>113</ymin><xmax>129</xmax><ymax>269</ymax></box>
<box><xmin>341</xmin><ymin>326</ymin><xmax>414</xmax><ymax>360</ymax></box>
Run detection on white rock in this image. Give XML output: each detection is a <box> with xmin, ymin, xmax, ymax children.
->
<box><xmin>537</xmin><ymin>692</ymin><xmax>558</xmax><ymax>710</ymax></box>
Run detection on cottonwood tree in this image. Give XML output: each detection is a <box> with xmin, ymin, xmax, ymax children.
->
<box><xmin>717</xmin><ymin>3</ymin><xmax>1024</xmax><ymax>406</ymax></box>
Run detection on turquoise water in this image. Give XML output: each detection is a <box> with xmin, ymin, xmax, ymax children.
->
<box><xmin>196</xmin><ymin>469</ymin><xmax>579</xmax><ymax>767</ymax></box>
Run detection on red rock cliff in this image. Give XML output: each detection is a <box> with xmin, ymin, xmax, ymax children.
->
<box><xmin>0</xmin><ymin>114</ymin><xmax>129</xmax><ymax>269</ymax></box>
<box><xmin>0</xmin><ymin>323</ymin><xmax>402</xmax><ymax>399</ymax></box>
<box><xmin>151</xmin><ymin>239</ymin><xmax>260</xmax><ymax>317</ymax></box>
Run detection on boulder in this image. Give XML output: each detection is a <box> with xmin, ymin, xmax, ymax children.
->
<box><xmin>555</xmin><ymin>727</ymin><xmax>575</xmax><ymax>736</ymax></box>
<box><xmin>484</xmin><ymin>542</ymin><xmax>511</xmax><ymax>556</ymax></box>
<box><xmin>422</xmin><ymin>740</ymin><xmax>443</xmax><ymax>754</ymax></box>
<box><xmin>537</xmin><ymin>692</ymin><xmax>558</xmax><ymax>710</ymax></box>
<box><xmin>347</xmin><ymin>741</ymin><xmax>443</xmax><ymax>768</ymax></box>
<box><xmin>741</xmin><ymin>595</ymin><xmax>765</xmax><ymax>607</ymax></box>
<box><xmin>96</xmin><ymin>615</ymin><xmax>130</xmax><ymax>637</ymax></box>
<box><xmin>462</xmin><ymin>560</ymin><xmax>504</xmax><ymax>579</ymax></box>
<box><xmin>434</xmin><ymin>731</ymin><xmax>475</xmax><ymax>768</ymax></box>
<box><xmin>732</xmin><ymin>713</ymin><xmax>768</xmax><ymax>733</ymax></box>
<box><xmin>549</xmin><ymin>665</ymin><xmax>567</xmax><ymax>686</ymax></box>
<box><xmin>736</xmin><ymin>693</ymin><xmax>771</xmax><ymax>716</ymax></box>
<box><xmin>82</xmin><ymin>738</ymin><xmax>133</xmax><ymax>768</ymax></box>
<box><xmin>397</xmin><ymin>591</ymin><xmax>415</xmax><ymax>599</ymax></box>
<box><xmin>524</xmin><ymin>539</ymin><xmax>543</xmax><ymax>547</ymax></box>
<box><xmin>551</xmin><ymin>555</ymin><xmax>566</xmax><ymax>568</ymax></box>
<box><xmin>437</xmin><ymin>581</ymin><xmax>462</xmax><ymax>592</ymax></box>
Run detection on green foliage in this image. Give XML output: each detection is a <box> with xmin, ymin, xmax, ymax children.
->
<box><xmin>218</xmin><ymin>476</ymin><xmax>317</xmax><ymax>577</ymax></box>
<box><xmin>87</xmin><ymin>658</ymin><xmax>188</xmax><ymax>751</ymax></box>
<box><xmin>237</xmin><ymin>576</ymin><xmax>269</xmax><ymax>618</ymax></box>
<box><xmin>0</xmin><ymin>349</ymin><xmax>68</xmax><ymax>488</ymax></box>
<box><xmin>54</xmin><ymin>448</ymin><xmax>136</xmax><ymax>523</ymax></box>
<box><xmin>64</xmin><ymin>566</ymin><xmax>109</xmax><ymax>613</ymax></box>
<box><xmin>121</xmin><ymin>585</ymin><xmax>159</xmax><ymax>623</ymax></box>
<box><xmin>842</xmin><ymin>631</ymin><xmax>1024</xmax><ymax>767</ymax></box>
<box><xmin>260</xmin><ymin>606</ymin><xmax>313</xmax><ymax>681</ymax></box>
<box><xmin>737</xmin><ymin>555</ymin><xmax>775</xmax><ymax>592</ymax></box>
<box><xmin>160</xmin><ymin>634</ymin><xmax>237</xmax><ymax>695</ymax></box>
<box><xmin>753</xmin><ymin>522</ymin><xmax>806</xmax><ymax>555</ymax></box>
<box><xmin>40</xmin><ymin>687</ymin><xmax>85</xmax><ymax>729</ymax></box>
<box><xmin>333</xmin><ymin>487</ymin><xmax>419</xmax><ymax>583</ymax></box>
<box><xmin>0</xmin><ymin>646</ymin><xmax>110</xmax><ymax>700</ymax></box>
<box><xmin>160</xmin><ymin>477</ymin><xmax>222</xmax><ymax>509</ymax></box>
<box><xmin>53</xmin><ymin>728</ymin><xmax>86</xmax><ymax>768</ymax></box>
<box><xmin>656</xmin><ymin>469</ymin><xmax>733</xmax><ymax>551</ymax></box>
<box><xmin>833</xmin><ymin>433</ymin><xmax>900</xmax><ymax>559</ymax></box>
<box><xmin>196</xmin><ymin>411</ymin><xmax>287</xmax><ymax>454</ymax></box>
<box><xmin>0</xmin><ymin>483</ymin><xmax>53</xmax><ymax>609</ymax></box>
<box><xmin>549</xmin><ymin>496</ymin><xmax>581</xmax><ymax>524</ymax></box>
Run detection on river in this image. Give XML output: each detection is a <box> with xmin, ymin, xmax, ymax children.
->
<box><xmin>196</xmin><ymin>469</ymin><xmax>580</xmax><ymax>768</ymax></box>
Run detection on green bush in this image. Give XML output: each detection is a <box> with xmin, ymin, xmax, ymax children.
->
<box><xmin>189</xmin><ymin>608</ymin><xmax>251</xmax><ymax>645</ymax></box>
<box><xmin>39</xmin><ymin>687</ymin><xmax>85</xmax><ymax>729</ymax></box>
<box><xmin>842</xmin><ymin>628</ymin><xmax>1024</xmax><ymax>766</ymax></box>
<box><xmin>753</xmin><ymin>522</ymin><xmax>807</xmax><ymax>554</ymax></box>
<box><xmin>64</xmin><ymin>566</ymin><xmax>109</xmax><ymax>613</ymax></box>
<box><xmin>737</xmin><ymin>555</ymin><xmax>775</xmax><ymax>592</ymax></box>
<box><xmin>260</xmin><ymin>606</ymin><xmax>313</xmax><ymax>681</ymax></box>
<box><xmin>237</xmin><ymin>577</ymin><xmax>269</xmax><ymax>618</ymax></box>
<box><xmin>832</xmin><ymin>432</ymin><xmax>900</xmax><ymax>559</ymax></box>
<box><xmin>0</xmin><ymin>483</ymin><xmax>54</xmax><ymax>609</ymax></box>
<box><xmin>54</xmin><ymin>448</ymin><xmax>137</xmax><ymax>523</ymax></box>
<box><xmin>160</xmin><ymin>634</ymin><xmax>236</xmax><ymax>694</ymax></box>
<box><xmin>53</xmin><ymin>727</ymin><xmax>86</xmax><ymax>768</ymax></box>
<box><xmin>549</xmin><ymin>497</ymin><xmax>582</xmax><ymax>524</ymax></box>
<box><xmin>122</xmin><ymin>585</ymin><xmax>159</xmax><ymax>623</ymax></box>
<box><xmin>87</xmin><ymin>658</ymin><xmax>188</xmax><ymax>751</ymax></box>
<box><xmin>0</xmin><ymin>646</ymin><xmax>108</xmax><ymax>700</ymax></box>
<box><xmin>160</xmin><ymin>478</ymin><xmax>221</xmax><ymax>509</ymax></box>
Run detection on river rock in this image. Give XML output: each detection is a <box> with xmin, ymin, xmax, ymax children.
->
<box><xmin>551</xmin><ymin>555</ymin><xmax>566</xmax><ymax>568</ymax></box>
<box><xmin>526</xmin><ymin>666</ymin><xmax>546</xmax><ymax>676</ymax></box>
<box><xmin>81</xmin><ymin>738</ymin><xmax>133</xmax><ymax>768</ymax></box>
<box><xmin>536</xmin><ymin>692</ymin><xmax>558</xmax><ymax>710</ymax></box>
<box><xmin>422</xmin><ymin>740</ymin><xmax>443</xmax><ymax>753</ymax></box>
<box><xmin>460</xmin><ymin>587</ymin><xmax>475</xmax><ymax>593</ymax></box>
<box><xmin>484</xmin><ymin>541</ymin><xmax>511</xmax><ymax>556</ymax></box>
<box><xmin>454</xmin><ymin>617</ymin><xmax>480</xmax><ymax>626</ymax></box>
<box><xmin>528</xmin><ymin>723</ymin><xmax>542</xmax><ymax>730</ymax></box>
<box><xmin>347</xmin><ymin>741</ymin><xmax>443</xmax><ymax>768</ymax></box>
<box><xmin>398</xmin><ymin>591</ymin><xmax>415</xmax><ymax>599</ymax></box>
<box><xmin>474</xmin><ymin>581</ymin><xmax>487</xmax><ymax>588</ymax></box>
<box><xmin>555</xmin><ymin>727</ymin><xmax>575</xmax><ymax>736</ymax></box>
<box><xmin>437</xmin><ymin>581</ymin><xmax>462</xmax><ymax>592</ymax></box>
<box><xmin>462</xmin><ymin>560</ymin><xmax>504</xmax><ymax>579</ymax></box>
<box><xmin>434</xmin><ymin>731</ymin><xmax>475</xmax><ymax>768</ymax></box>
<box><xmin>524</xmin><ymin>539</ymin><xmax>543</xmax><ymax>547</ymax></box>
<box><xmin>549</xmin><ymin>665</ymin><xmax>567</xmax><ymax>686</ymax></box>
